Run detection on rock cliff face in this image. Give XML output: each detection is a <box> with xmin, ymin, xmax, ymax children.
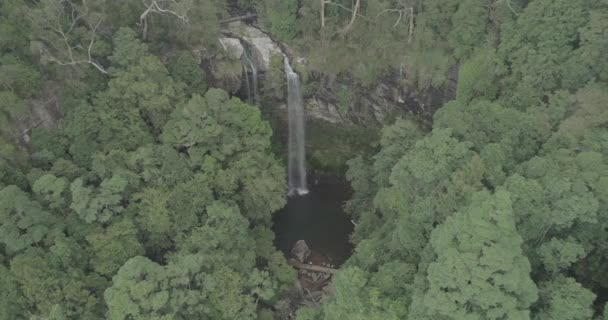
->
<box><xmin>304</xmin><ymin>97</ymin><xmax>343</xmax><ymax>124</ymax></box>
<box><xmin>212</xmin><ymin>22</ymin><xmax>456</xmax><ymax>127</ymax></box>
<box><xmin>218</xmin><ymin>37</ymin><xmax>244</xmax><ymax>60</ymax></box>
<box><xmin>229</xmin><ymin>23</ymin><xmax>283</xmax><ymax>72</ymax></box>
<box><xmin>3</xmin><ymin>83</ymin><xmax>62</xmax><ymax>151</ymax></box>
<box><xmin>216</xmin><ymin>22</ymin><xmax>283</xmax><ymax>72</ymax></box>
<box><xmin>305</xmin><ymin>71</ymin><xmax>456</xmax><ymax>126</ymax></box>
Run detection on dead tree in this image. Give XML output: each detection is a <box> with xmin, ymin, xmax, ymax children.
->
<box><xmin>339</xmin><ymin>0</ymin><xmax>360</xmax><ymax>34</ymax></box>
<box><xmin>34</xmin><ymin>0</ymin><xmax>108</xmax><ymax>74</ymax></box>
<box><xmin>319</xmin><ymin>0</ymin><xmax>414</xmax><ymax>40</ymax></box>
<box><xmin>139</xmin><ymin>0</ymin><xmax>192</xmax><ymax>40</ymax></box>
<box><xmin>408</xmin><ymin>7</ymin><xmax>414</xmax><ymax>42</ymax></box>
<box><xmin>288</xmin><ymin>259</ymin><xmax>338</xmax><ymax>275</ymax></box>
<box><xmin>375</xmin><ymin>4</ymin><xmax>415</xmax><ymax>42</ymax></box>
<box><xmin>320</xmin><ymin>0</ymin><xmax>368</xmax><ymax>31</ymax></box>
<box><xmin>43</xmin><ymin>20</ymin><xmax>107</xmax><ymax>74</ymax></box>
<box><xmin>498</xmin><ymin>0</ymin><xmax>519</xmax><ymax>15</ymax></box>
<box><xmin>219</xmin><ymin>13</ymin><xmax>257</xmax><ymax>24</ymax></box>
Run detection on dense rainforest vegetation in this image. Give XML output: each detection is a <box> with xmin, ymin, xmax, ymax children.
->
<box><xmin>0</xmin><ymin>0</ymin><xmax>607</xmax><ymax>319</ymax></box>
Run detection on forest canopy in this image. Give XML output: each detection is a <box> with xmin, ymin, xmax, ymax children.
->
<box><xmin>1</xmin><ymin>0</ymin><xmax>608</xmax><ymax>319</ymax></box>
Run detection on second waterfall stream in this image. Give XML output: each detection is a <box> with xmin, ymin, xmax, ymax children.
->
<box><xmin>285</xmin><ymin>57</ymin><xmax>309</xmax><ymax>196</ymax></box>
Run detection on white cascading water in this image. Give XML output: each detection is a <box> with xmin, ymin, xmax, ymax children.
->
<box><xmin>242</xmin><ymin>47</ymin><xmax>259</xmax><ymax>104</ymax></box>
<box><xmin>285</xmin><ymin>57</ymin><xmax>308</xmax><ymax>196</ymax></box>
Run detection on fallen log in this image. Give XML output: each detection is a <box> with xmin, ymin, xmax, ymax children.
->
<box><xmin>288</xmin><ymin>259</ymin><xmax>338</xmax><ymax>275</ymax></box>
<box><xmin>220</xmin><ymin>14</ymin><xmax>257</xmax><ymax>24</ymax></box>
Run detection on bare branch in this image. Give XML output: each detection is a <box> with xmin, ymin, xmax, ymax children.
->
<box><xmin>338</xmin><ymin>0</ymin><xmax>361</xmax><ymax>35</ymax></box>
<box><xmin>321</xmin><ymin>0</ymin><xmax>416</xmax><ymax>41</ymax></box>
<box><xmin>324</xmin><ymin>1</ymin><xmax>369</xmax><ymax>21</ymax></box>
<box><xmin>492</xmin><ymin>0</ymin><xmax>518</xmax><ymax>16</ymax></box>
<box><xmin>219</xmin><ymin>14</ymin><xmax>257</xmax><ymax>24</ymax></box>
<box><xmin>503</xmin><ymin>0</ymin><xmax>519</xmax><ymax>16</ymax></box>
<box><xmin>21</xmin><ymin>120</ymin><xmax>45</xmax><ymax>136</ymax></box>
<box><xmin>374</xmin><ymin>5</ymin><xmax>415</xmax><ymax>41</ymax></box>
<box><xmin>36</xmin><ymin>0</ymin><xmax>108</xmax><ymax>74</ymax></box>
<box><xmin>85</xmin><ymin>20</ymin><xmax>108</xmax><ymax>74</ymax></box>
<box><xmin>408</xmin><ymin>7</ymin><xmax>414</xmax><ymax>43</ymax></box>
<box><xmin>375</xmin><ymin>9</ymin><xmax>404</xmax><ymax>28</ymax></box>
<box><xmin>152</xmin><ymin>1</ymin><xmax>190</xmax><ymax>21</ymax></box>
<box><xmin>139</xmin><ymin>0</ymin><xmax>192</xmax><ymax>40</ymax></box>
<box><xmin>66</xmin><ymin>1</ymin><xmax>82</xmax><ymax>34</ymax></box>
<box><xmin>375</xmin><ymin>8</ymin><xmax>400</xmax><ymax>19</ymax></box>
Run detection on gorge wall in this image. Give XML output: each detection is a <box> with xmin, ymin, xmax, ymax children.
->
<box><xmin>209</xmin><ymin>21</ymin><xmax>458</xmax><ymax>128</ymax></box>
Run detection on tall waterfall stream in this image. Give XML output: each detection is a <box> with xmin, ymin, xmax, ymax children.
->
<box><xmin>285</xmin><ymin>57</ymin><xmax>309</xmax><ymax>196</ymax></box>
<box><xmin>241</xmin><ymin>45</ymin><xmax>259</xmax><ymax>105</ymax></box>
<box><xmin>237</xmin><ymin>42</ymin><xmax>352</xmax><ymax>268</ymax></box>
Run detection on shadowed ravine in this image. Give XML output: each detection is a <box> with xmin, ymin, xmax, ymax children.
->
<box><xmin>273</xmin><ymin>178</ymin><xmax>353</xmax><ymax>266</ymax></box>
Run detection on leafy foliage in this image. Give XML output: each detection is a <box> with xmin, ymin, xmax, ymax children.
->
<box><xmin>535</xmin><ymin>276</ymin><xmax>595</xmax><ymax>320</ymax></box>
<box><xmin>310</xmin><ymin>2</ymin><xmax>608</xmax><ymax>318</ymax></box>
<box><xmin>257</xmin><ymin>0</ymin><xmax>298</xmax><ymax>41</ymax></box>
<box><xmin>417</xmin><ymin>191</ymin><xmax>538</xmax><ymax>319</ymax></box>
<box><xmin>0</xmin><ymin>186</ymin><xmax>55</xmax><ymax>254</ymax></box>
<box><xmin>70</xmin><ymin>176</ymin><xmax>128</xmax><ymax>224</ymax></box>
<box><xmin>2</xmin><ymin>0</ymin><xmax>608</xmax><ymax>319</ymax></box>
<box><xmin>168</xmin><ymin>50</ymin><xmax>207</xmax><ymax>96</ymax></box>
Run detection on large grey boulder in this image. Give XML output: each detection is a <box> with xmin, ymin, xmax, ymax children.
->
<box><xmin>218</xmin><ymin>37</ymin><xmax>244</xmax><ymax>60</ymax></box>
<box><xmin>291</xmin><ymin>240</ymin><xmax>311</xmax><ymax>263</ymax></box>
<box><xmin>228</xmin><ymin>22</ymin><xmax>283</xmax><ymax>71</ymax></box>
<box><xmin>305</xmin><ymin>97</ymin><xmax>343</xmax><ymax>124</ymax></box>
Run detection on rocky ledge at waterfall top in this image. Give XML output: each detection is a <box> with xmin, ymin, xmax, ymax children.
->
<box><xmin>212</xmin><ymin>21</ymin><xmax>457</xmax><ymax>126</ymax></box>
<box><xmin>227</xmin><ymin>22</ymin><xmax>283</xmax><ymax>72</ymax></box>
<box><xmin>215</xmin><ymin>22</ymin><xmax>283</xmax><ymax>73</ymax></box>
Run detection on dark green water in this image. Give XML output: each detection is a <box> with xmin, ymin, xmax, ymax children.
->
<box><xmin>273</xmin><ymin>177</ymin><xmax>354</xmax><ymax>265</ymax></box>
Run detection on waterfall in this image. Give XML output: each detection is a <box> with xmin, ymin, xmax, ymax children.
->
<box><xmin>242</xmin><ymin>46</ymin><xmax>259</xmax><ymax>104</ymax></box>
<box><xmin>285</xmin><ymin>57</ymin><xmax>309</xmax><ymax>196</ymax></box>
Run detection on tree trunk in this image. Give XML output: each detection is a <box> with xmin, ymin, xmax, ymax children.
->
<box><xmin>140</xmin><ymin>5</ymin><xmax>153</xmax><ymax>40</ymax></box>
<box><xmin>288</xmin><ymin>259</ymin><xmax>338</xmax><ymax>274</ymax></box>
<box><xmin>408</xmin><ymin>7</ymin><xmax>414</xmax><ymax>43</ymax></box>
<box><xmin>340</xmin><ymin>0</ymin><xmax>360</xmax><ymax>34</ymax></box>
<box><xmin>321</xmin><ymin>0</ymin><xmax>325</xmax><ymax>28</ymax></box>
<box><xmin>219</xmin><ymin>14</ymin><xmax>257</xmax><ymax>24</ymax></box>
